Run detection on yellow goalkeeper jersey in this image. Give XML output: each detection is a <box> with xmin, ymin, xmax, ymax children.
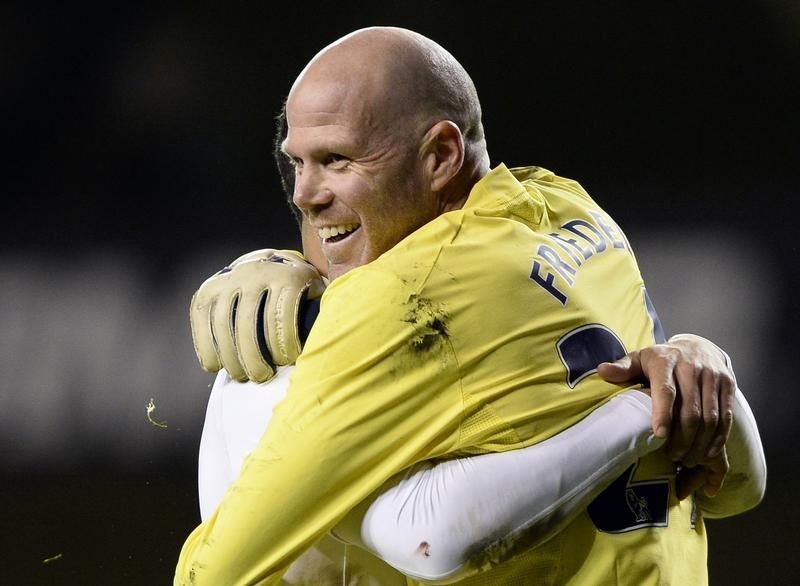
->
<box><xmin>176</xmin><ymin>164</ymin><xmax>706</xmax><ymax>585</ymax></box>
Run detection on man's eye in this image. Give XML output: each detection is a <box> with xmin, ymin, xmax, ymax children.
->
<box><xmin>324</xmin><ymin>154</ymin><xmax>350</xmax><ymax>169</ymax></box>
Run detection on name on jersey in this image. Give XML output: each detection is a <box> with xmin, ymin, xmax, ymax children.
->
<box><xmin>529</xmin><ymin>210</ymin><xmax>628</xmax><ymax>305</ymax></box>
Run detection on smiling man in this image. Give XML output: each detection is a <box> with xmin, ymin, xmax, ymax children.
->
<box><xmin>176</xmin><ymin>28</ymin><xmax>746</xmax><ymax>585</ymax></box>
<box><xmin>283</xmin><ymin>32</ymin><xmax>488</xmax><ymax>281</ymax></box>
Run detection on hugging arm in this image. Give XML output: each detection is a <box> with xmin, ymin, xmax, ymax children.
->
<box><xmin>332</xmin><ymin>390</ymin><xmax>660</xmax><ymax>582</ymax></box>
<box><xmin>333</xmin><ymin>384</ymin><xmax>763</xmax><ymax>583</ymax></box>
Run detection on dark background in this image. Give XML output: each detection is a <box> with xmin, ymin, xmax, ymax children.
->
<box><xmin>1</xmin><ymin>2</ymin><xmax>797</xmax><ymax>584</ymax></box>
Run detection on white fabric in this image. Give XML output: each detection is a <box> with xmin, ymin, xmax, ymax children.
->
<box><xmin>697</xmin><ymin>388</ymin><xmax>767</xmax><ymax>518</ymax></box>
<box><xmin>198</xmin><ymin>367</ymin><xmax>292</xmax><ymax>521</ymax></box>
<box><xmin>345</xmin><ymin>391</ymin><xmax>661</xmax><ymax>582</ymax></box>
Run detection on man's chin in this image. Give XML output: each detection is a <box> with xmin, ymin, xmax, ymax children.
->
<box><xmin>325</xmin><ymin>256</ymin><xmax>371</xmax><ymax>281</ymax></box>
<box><xmin>325</xmin><ymin>262</ymin><xmax>352</xmax><ymax>281</ymax></box>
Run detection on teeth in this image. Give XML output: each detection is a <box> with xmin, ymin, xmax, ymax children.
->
<box><xmin>318</xmin><ymin>223</ymin><xmax>358</xmax><ymax>240</ymax></box>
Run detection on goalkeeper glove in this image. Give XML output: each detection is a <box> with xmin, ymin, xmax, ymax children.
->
<box><xmin>190</xmin><ymin>249</ymin><xmax>326</xmax><ymax>383</ymax></box>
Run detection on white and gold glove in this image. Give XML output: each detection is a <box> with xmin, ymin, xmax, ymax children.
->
<box><xmin>190</xmin><ymin>249</ymin><xmax>326</xmax><ymax>383</ymax></box>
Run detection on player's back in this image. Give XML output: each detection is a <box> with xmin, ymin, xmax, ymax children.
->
<box><xmin>379</xmin><ymin>164</ymin><xmax>659</xmax><ymax>451</ymax></box>
<box><xmin>381</xmin><ymin>165</ymin><xmax>706</xmax><ymax>584</ymax></box>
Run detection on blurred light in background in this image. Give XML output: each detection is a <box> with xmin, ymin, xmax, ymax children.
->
<box><xmin>0</xmin><ymin>229</ymin><xmax>784</xmax><ymax>472</ymax></box>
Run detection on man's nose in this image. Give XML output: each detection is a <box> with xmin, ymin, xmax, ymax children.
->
<box><xmin>292</xmin><ymin>167</ymin><xmax>332</xmax><ymax>212</ymax></box>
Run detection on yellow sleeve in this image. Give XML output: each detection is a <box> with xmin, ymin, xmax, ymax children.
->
<box><xmin>175</xmin><ymin>268</ymin><xmax>463</xmax><ymax>585</ymax></box>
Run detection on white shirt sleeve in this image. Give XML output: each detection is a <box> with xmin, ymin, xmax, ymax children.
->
<box><xmin>197</xmin><ymin>367</ymin><xmax>291</xmax><ymax>521</ymax></box>
<box><xmin>667</xmin><ymin>334</ymin><xmax>767</xmax><ymax>519</ymax></box>
<box><xmin>696</xmin><ymin>387</ymin><xmax>767</xmax><ymax>518</ymax></box>
<box><xmin>338</xmin><ymin>385</ymin><xmax>765</xmax><ymax>582</ymax></box>
<box><xmin>197</xmin><ymin>370</ymin><xmax>232</xmax><ymax>522</ymax></box>
<box><xmin>331</xmin><ymin>390</ymin><xmax>661</xmax><ymax>583</ymax></box>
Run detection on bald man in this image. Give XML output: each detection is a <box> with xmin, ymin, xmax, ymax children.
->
<box><xmin>176</xmin><ymin>28</ymin><xmax>746</xmax><ymax>585</ymax></box>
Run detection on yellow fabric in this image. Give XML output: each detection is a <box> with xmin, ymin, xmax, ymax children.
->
<box><xmin>176</xmin><ymin>165</ymin><xmax>706</xmax><ymax>585</ymax></box>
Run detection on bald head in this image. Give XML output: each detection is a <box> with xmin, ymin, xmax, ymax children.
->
<box><xmin>289</xmin><ymin>27</ymin><xmax>489</xmax><ymax>171</ymax></box>
<box><xmin>283</xmin><ymin>28</ymin><xmax>490</xmax><ymax>279</ymax></box>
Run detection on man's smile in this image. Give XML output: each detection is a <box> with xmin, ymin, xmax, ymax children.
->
<box><xmin>318</xmin><ymin>223</ymin><xmax>360</xmax><ymax>243</ymax></box>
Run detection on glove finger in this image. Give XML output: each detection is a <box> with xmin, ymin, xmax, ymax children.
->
<box><xmin>211</xmin><ymin>289</ymin><xmax>247</xmax><ymax>382</ymax></box>
<box><xmin>235</xmin><ymin>286</ymin><xmax>276</xmax><ymax>383</ymax></box>
<box><xmin>278</xmin><ymin>251</ymin><xmax>327</xmax><ymax>299</ymax></box>
<box><xmin>306</xmin><ymin>273</ymin><xmax>327</xmax><ymax>300</ymax></box>
<box><xmin>189</xmin><ymin>289</ymin><xmax>222</xmax><ymax>372</ymax></box>
<box><xmin>266</xmin><ymin>282</ymin><xmax>306</xmax><ymax>365</ymax></box>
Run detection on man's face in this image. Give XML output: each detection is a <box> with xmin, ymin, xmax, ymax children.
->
<box><xmin>283</xmin><ymin>77</ymin><xmax>438</xmax><ymax>281</ymax></box>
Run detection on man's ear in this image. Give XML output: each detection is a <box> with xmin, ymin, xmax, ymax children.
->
<box><xmin>421</xmin><ymin>120</ymin><xmax>465</xmax><ymax>193</ymax></box>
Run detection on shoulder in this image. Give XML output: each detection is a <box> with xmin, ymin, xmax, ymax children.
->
<box><xmin>311</xmin><ymin>265</ymin><xmax>439</xmax><ymax>347</ymax></box>
<box><xmin>319</xmin><ymin>266</ymin><xmax>421</xmax><ymax>335</ymax></box>
<box><xmin>323</xmin><ymin>226</ymin><xmax>451</xmax><ymax>307</ymax></box>
<box><xmin>509</xmin><ymin>166</ymin><xmax>601</xmax><ymax>209</ymax></box>
<box><xmin>299</xmin><ymin>259</ymin><xmax>457</xmax><ymax>384</ymax></box>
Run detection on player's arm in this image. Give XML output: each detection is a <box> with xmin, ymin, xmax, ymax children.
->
<box><xmin>341</xmin><ymin>388</ymin><xmax>763</xmax><ymax>583</ymax></box>
<box><xmin>329</xmin><ymin>384</ymin><xmax>763</xmax><ymax>583</ymax></box>
<box><xmin>330</xmin><ymin>389</ymin><xmax>659</xmax><ymax>582</ymax></box>
<box><xmin>690</xmin><ymin>386</ymin><xmax>766</xmax><ymax>517</ymax></box>
<box><xmin>176</xmin><ymin>270</ymin><xmax>466</xmax><ymax>585</ymax></box>
<box><xmin>197</xmin><ymin>370</ymin><xmax>236</xmax><ymax>522</ymax></box>
<box><xmin>665</xmin><ymin>336</ymin><xmax>766</xmax><ymax>515</ymax></box>
<box><xmin>598</xmin><ymin>332</ymin><xmax>766</xmax><ymax>504</ymax></box>
<box><xmin>198</xmin><ymin>367</ymin><xmax>298</xmax><ymax>522</ymax></box>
